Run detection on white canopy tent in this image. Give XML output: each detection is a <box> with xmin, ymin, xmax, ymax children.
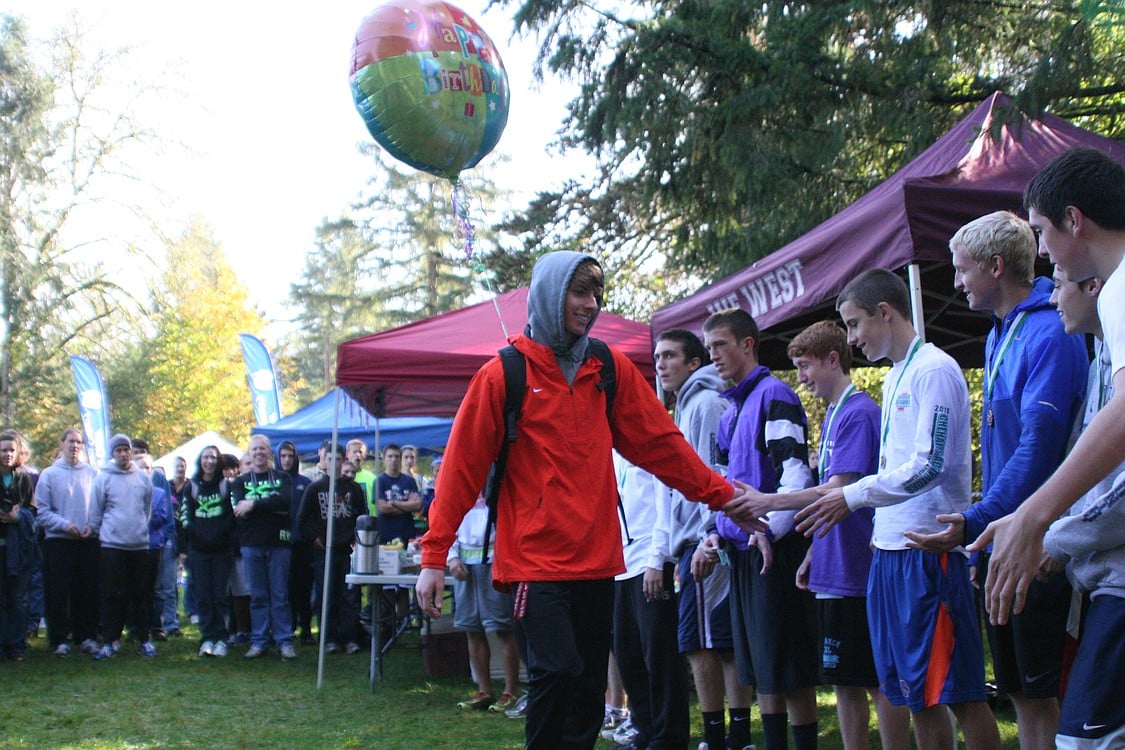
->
<box><xmin>153</xmin><ymin>431</ymin><xmax>244</xmax><ymax>473</ymax></box>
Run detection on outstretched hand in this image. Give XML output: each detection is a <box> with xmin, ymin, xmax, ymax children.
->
<box><xmin>722</xmin><ymin>481</ymin><xmax>768</xmax><ymax>533</ymax></box>
<box><xmin>795</xmin><ymin>486</ymin><xmax>850</xmax><ymax>538</ymax></box>
<box><xmin>904</xmin><ymin>513</ymin><xmax>966</xmax><ymax>553</ymax></box>
<box><xmin>967</xmin><ymin>512</ymin><xmax>1046</xmax><ymax>625</ymax></box>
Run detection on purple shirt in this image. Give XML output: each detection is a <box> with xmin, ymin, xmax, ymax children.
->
<box><xmin>810</xmin><ymin>390</ymin><xmax>879</xmax><ymax>597</ymax></box>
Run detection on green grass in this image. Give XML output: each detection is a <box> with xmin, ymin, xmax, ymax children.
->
<box><xmin>2</xmin><ymin>626</ymin><xmax>1020</xmax><ymax>749</ymax></box>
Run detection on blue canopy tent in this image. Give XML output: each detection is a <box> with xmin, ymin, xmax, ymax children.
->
<box><xmin>252</xmin><ymin>388</ymin><xmax>452</xmax><ymax>461</ymax></box>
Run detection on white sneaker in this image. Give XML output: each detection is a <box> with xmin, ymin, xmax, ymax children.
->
<box><xmin>79</xmin><ymin>638</ymin><xmax>100</xmax><ymax>655</ymax></box>
<box><xmin>189</xmin><ymin>614</ymin><xmax>200</xmax><ymax>625</ymax></box>
<box><xmin>199</xmin><ymin>640</ymin><xmax>214</xmax><ymax>657</ymax></box>
<box><xmin>611</xmin><ymin>718</ymin><xmax>638</xmax><ymax>745</ymax></box>
<box><xmin>54</xmin><ymin>643</ymin><xmax>71</xmax><ymax>658</ymax></box>
<box><xmin>212</xmin><ymin>640</ymin><xmax>228</xmax><ymax>658</ymax></box>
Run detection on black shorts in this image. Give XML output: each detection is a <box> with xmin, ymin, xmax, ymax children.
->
<box><xmin>817</xmin><ymin>596</ymin><xmax>879</xmax><ymax>688</ymax></box>
<box><xmin>728</xmin><ymin>535</ymin><xmax>819</xmax><ymax>693</ymax></box>
<box><xmin>980</xmin><ymin>552</ymin><xmax>1071</xmax><ymax>699</ymax></box>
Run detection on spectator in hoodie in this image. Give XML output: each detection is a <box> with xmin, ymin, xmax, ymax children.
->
<box><xmin>89</xmin><ymin>433</ymin><xmax>155</xmax><ymax>660</ymax></box>
<box><xmin>231</xmin><ymin>435</ymin><xmax>296</xmax><ymax>661</ymax></box>
<box><xmin>298</xmin><ymin>442</ymin><xmax>366</xmax><ymax>654</ymax></box>
<box><xmin>134</xmin><ymin>453</ymin><xmax>173</xmax><ymax>644</ymax></box>
<box><xmin>35</xmin><ymin>428</ymin><xmax>100</xmax><ymax>657</ymax></box>
<box><xmin>183</xmin><ymin>445</ymin><xmax>235</xmax><ymax>658</ymax></box>
<box><xmin>277</xmin><ymin>440</ymin><xmax>314</xmax><ymax>646</ymax></box>
<box><xmin>222</xmin><ymin>453</ymin><xmax>251</xmax><ymax>643</ymax></box>
<box><xmin>0</xmin><ymin>428</ymin><xmax>39</xmax><ymax>662</ymax></box>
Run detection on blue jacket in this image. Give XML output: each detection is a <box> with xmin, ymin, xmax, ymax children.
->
<box><xmin>962</xmin><ymin>277</ymin><xmax>1088</xmax><ymax>544</ymax></box>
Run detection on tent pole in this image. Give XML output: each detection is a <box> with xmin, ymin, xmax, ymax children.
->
<box><xmin>316</xmin><ymin>387</ymin><xmax>342</xmax><ymax>690</ymax></box>
<box><xmin>908</xmin><ymin>263</ymin><xmax>926</xmax><ymax>341</ymax></box>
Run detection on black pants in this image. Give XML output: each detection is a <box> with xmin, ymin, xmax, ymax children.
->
<box><xmin>517</xmin><ymin>579</ymin><xmax>614</xmax><ymax>750</ymax></box>
<box><xmin>192</xmin><ymin>549</ymin><xmax>232</xmax><ymax>643</ymax></box>
<box><xmin>100</xmin><ymin>547</ymin><xmax>152</xmax><ymax>644</ymax></box>
<box><xmin>613</xmin><ymin>571</ymin><xmax>690</xmax><ymax>750</ymax></box>
<box><xmin>311</xmin><ymin>547</ymin><xmax>360</xmax><ymax>643</ymax></box>
<box><xmin>289</xmin><ymin>541</ymin><xmax>315</xmax><ymax>636</ymax></box>
<box><xmin>43</xmin><ymin>537</ymin><xmax>100</xmax><ymax>647</ymax></box>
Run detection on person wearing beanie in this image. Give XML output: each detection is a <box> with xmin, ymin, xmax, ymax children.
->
<box><xmin>89</xmin><ymin>433</ymin><xmax>155</xmax><ymax>660</ymax></box>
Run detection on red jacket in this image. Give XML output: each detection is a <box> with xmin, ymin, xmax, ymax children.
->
<box><xmin>421</xmin><ymin>334</ymin><xmax>734</xmax><ymax>585</ymax></box>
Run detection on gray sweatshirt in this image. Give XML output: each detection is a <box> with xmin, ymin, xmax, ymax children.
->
<box><xmin>35</xmin><ymin>459</ymin><xmax>99</xmax><ymax>540</ymax></box>
<box><xmin>89</xmin><ymin>464</ymin><xmax>152</xmax><ymax>551</ymax></box>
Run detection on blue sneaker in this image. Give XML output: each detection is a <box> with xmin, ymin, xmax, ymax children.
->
<box><xmin>139</xmin><ymin>641</ymin><xmax>157</xmax><ymax>658</ymax></box>
<box><xmin>93</xmin><ymin>643</ymin><xmax>118</xmax><ymax>661</ymax></box>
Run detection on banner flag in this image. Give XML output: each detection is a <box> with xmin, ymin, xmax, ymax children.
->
<box><xmin>239</xmin><ymin>333</ymin><xmax>283</xmax><ymax>425</ymax></box>
<box><xmin>69</xmin><ymin>355</ymin><xmax>112</xmax><ymax>467</ymax></box>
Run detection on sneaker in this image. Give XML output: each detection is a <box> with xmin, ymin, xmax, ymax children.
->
<box><xmin>212</xmin><ymin>641</ymin><xmax>228</xmax><ymax>658</ymax></box>
<box><xmin>93</xmin><ymin>643</ymin><xmax>118</xmax><ymax>661</ymax></box>
<box><xmin>54</xmin><ymin>643</ymin><xmax>71</xmax><ymax>658</ymax></box>
<box><xmin>325</xmin><ymin>641</ymin><xmax>339</xmax><ymax>654</ymax></box>
<box><xmin>344</xmin><ymin>641</ymin><xmax>361</xmax><ymax>654</ymax></box>
<box><xmin>602</xmin><ymin>706</ymin><xmax>629</xmax><ymax>731</ymax></box>
<box><xmin>79</xmin><ymin>638</ymin><xmax>100</xmax><ymax>655</ymax></box>
<box><xmin>279</xmin><ymin>643</ymin><xmax>298</xmax><ymax>661</ymax></box>
<box><xmin>457</xmin><ymin>691</ymin><xmax>493</xmax><ymax>711</ymax></box>
<box><xmin>199</xmin><ymin>640</ymin><xmax>215</xmax><ymax>657</ymax></box>
<box><xmin>189</xmin><ymin>614</ymin><xmax>200</xmax><ymax>625</ymax></box>
<box><xmin>611</xmin><ymin>717</ymin><xmax>638</xmax><ymax>745</ymax></box>
<box><xmin>488</xmin><ymin>692</ymin><xmax>518</xmax><ymax>713</ymax></box>
<box><xmin>244</xmin><ymin>645</ymin><xmax>266</xmax><ymax>660</ymax></box>
<box><xmin>139</xmin><ymin>641</ymin><xmax>157</xmax><ymax>658</ymax></box>
<box><xmin>504</xmin><ymin>693</ymin><xmax>529</xmax><ymax>719</ymax></box>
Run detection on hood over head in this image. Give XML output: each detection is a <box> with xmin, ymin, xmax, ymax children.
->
<box><xmin>276</xmin><ymin>440</ymin><xmax>302</xmax><ymax>479</ymax></box>
<box><xmin>527</xmin><ymin>251</ymin><xmax>603</xmax><ymax>385</ymax></box>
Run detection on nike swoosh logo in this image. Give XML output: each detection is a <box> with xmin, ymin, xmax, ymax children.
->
<box><xmin>532</xmin><ymin>387</ymin><xmax>544</xmax><ymax>393</ymax></box>
<box><xmin>1084</xmin><ymin>722</ymin><xmax>1108</xmax><ymax>731</ymax></box>
<box><xmin>1025</xmin><ymin>671</ymin><xmax>1052</xmax><ymax>683</ymax></box>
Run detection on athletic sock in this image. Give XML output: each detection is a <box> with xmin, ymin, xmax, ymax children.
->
<box><xmin>727</xmin><ymin>707</ymin><xmax>753</xmax><ymax>749</ymax></box>
<box><xmin>702</xmin><ymin>710</ymin><xmax>726</xmax><ymax>749</ymax></box>
<box><xmin>791</xmin><ymin>721</ymin><xmax>818</xmax><ymax>750</ymax></box>
<box><xmin>761</xmin><ymin>712</ymin><xmax>789</xmax><ymax>750</ymax></box>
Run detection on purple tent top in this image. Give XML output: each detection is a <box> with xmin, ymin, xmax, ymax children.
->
<box><xmin>652</xmin><ymin>92</ymin><xmax>1125</xmax><ymax>369</ymax></box>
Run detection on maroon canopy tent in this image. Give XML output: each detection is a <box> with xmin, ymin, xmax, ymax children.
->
<box><xmin>336</xmin><ymin>287</ymin><xmax>655</xmax><ymax>417</ymax></box>
<box><xmin>652</xmin><ymin>92</ymin><xmax>1125</xmax><ymax>369</ymax></box>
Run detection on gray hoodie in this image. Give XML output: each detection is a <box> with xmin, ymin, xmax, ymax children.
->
<box><xmin>527</xmin><ymin>251</ymin><xmax>601</xmax><ymax>385</ymax></box>
<box><xmin>89</xmin><ymin>463</ymin><xmax>153</xmax><ymax>551</ymax></box>
<box><xmin>35</xmin><ymin>458</ymin><xmax>99</xmax><ymax>540</ymax></box>
<box><xmin>654</xmin><ymin>364</ymin><xmax>729</xmax><ymax>556</ymax></box>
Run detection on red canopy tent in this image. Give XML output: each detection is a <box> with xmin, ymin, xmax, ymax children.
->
<box><xmin>652</xmin><ymin>92</ymin><xmax>1125</xmax><ymax>369</ymax></box>
<box><xmin>336</xmin><ymin>287</ymin><xmax>655</xmax><ymax>417</ymax></box>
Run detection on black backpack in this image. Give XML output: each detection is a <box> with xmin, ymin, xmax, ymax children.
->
<box><xmin>480</xmin><ymin>338</ymin><xmax>617</xmax><ymax>560</ymax></box>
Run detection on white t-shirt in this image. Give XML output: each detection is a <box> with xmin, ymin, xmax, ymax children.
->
<box><xmin>1099</xmin><ymin>266</ymin><xmax>1125</xmax><ymax>380</ymax></box>
<box><xmin>844</xmin><ymin>338</ymin><xmax>972</xmax><ymax>550</ymax></box>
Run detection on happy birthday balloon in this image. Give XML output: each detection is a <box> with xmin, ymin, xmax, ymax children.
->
<box><xmin>350</xmin><ymin>1</ymin><xmax>511</xmax><ymax>181</ymax></box>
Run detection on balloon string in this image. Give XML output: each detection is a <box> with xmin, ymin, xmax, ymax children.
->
<box><xmin>450</xmin><ymin>181</ymin><xmax>477</xmax><ymax>262</ymax></box>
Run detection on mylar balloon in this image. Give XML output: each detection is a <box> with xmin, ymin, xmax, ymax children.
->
<box><xmin>350</xmin><ymin>1</ymin><xmax>511</xmax><ymax>180</ymax></box>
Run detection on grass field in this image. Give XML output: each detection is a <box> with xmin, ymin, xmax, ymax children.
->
<box><xmin>2</xmin><ymin>624</ymin><xmax>1020</xmax><ymax>749</ymax></box>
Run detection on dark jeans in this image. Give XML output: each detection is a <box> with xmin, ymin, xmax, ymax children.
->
<box><xmin>517</xmin><ymin>579</ymin><xmax>615</xmax><ymax>750</ymax></box>
<box><xmin>289</xmin><ymin>541</ymin><xmax>315</xmax><ymax>636</ymax></box>
<box><xmin>0</xmin><ymin>557</ymin><xmax>30</xmax><ymax>655</ymax></box>
<box><xmin>191</xmin><ymin>549</ymin><xmax>232</xmax><ymax>643</ymax></box>
<box><xmin>43</xmin><ymin>537</ymin><xmax>100</xmax><ymax>647</ymax></box>
<box><xmin>311</xmin><ymin>546</ymin><xmax>360</xmax><ymax>643</ymax></box>
<box><xmin>100</xmin><ymin>547</ymin><xmax>153</xmax><ymax>644</ymax></box>
<box><xmin>613</xmin><ymin>572</ymin><xmax>690</xmax><ymax>750</ymax></box>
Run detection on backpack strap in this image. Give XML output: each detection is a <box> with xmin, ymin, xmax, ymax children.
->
<box><xmin>481</xmin><ymin>345</ymin><xmax>526</xmax><ymax>561</ymax></box>
<box><xmin>587</xmin><ymin>338</ymin><xmax>616</xmax><ymax>419</ymax></box>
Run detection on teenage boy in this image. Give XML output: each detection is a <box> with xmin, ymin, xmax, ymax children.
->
<box><xmin>698</xmin><ymin>308</ymin><xmax>818</xmax><ymax>750</ymax></box>
<box><xmin>973</xmin><ymin>147</ymin><xmax>1125</xmax><ymax>749</ymax></box>
<box><xmin>652</xmin><ymin>328</ymin><xmax>754</xmax><ymax>750</ymax></box>
<box><xmin>375</xmin><ymin>444</ymin><xmax>421</xmax><ymax>545</ymax></box>
<box><xmin>416</xmin><ymin>251</ymin><xmax>753</xmax><ymax>750</ymax></box>
<box><xmin>905</xmin><ymin>211</ymin><xmax>1087</xmax><ymax>750</ymax></box>
<box><xmin>797</xmin><ymin>269</ymin><xmax>1000</xmax><ymax>750</ymax></box>
<box><xmin>738</xmin><ymin>320</ymin><xmax>910</xmax><ymax>750</ymax></box>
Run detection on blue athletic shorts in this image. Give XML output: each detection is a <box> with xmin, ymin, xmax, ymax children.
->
<box><xmin>1058</xmin><ymin>594</ymin><xmax>1125</xmax><ymax>744</ymax></box>
<box><xmin>676</xmin><ymin>546</ymin><xmax>733</xmax><ymax>652</ymax></box>
<box><xmin>868</xmin><ymin>549</ymin><xmax>986</xmax><ymax>711</ymax></box>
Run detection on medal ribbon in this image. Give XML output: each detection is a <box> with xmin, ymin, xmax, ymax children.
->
<box><xmin>880</xmin><ymin>337</ymin><xmax>923</xmax><ymax>455</ymax></box>
<box><xmin>984</xmin><ymin>312</ymin><xmax>1028</xmax><ymax>422</ymax></box>
<box><xmin>818</xmin><ymin>383</ymin><xmax>857</xmax><ymax>479</ymax></box>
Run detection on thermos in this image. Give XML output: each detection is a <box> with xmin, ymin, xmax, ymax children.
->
<box><xmin>354</xmin><ymin>515</ymin><xmax>379</xmax><ymax>574</ymax></box>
